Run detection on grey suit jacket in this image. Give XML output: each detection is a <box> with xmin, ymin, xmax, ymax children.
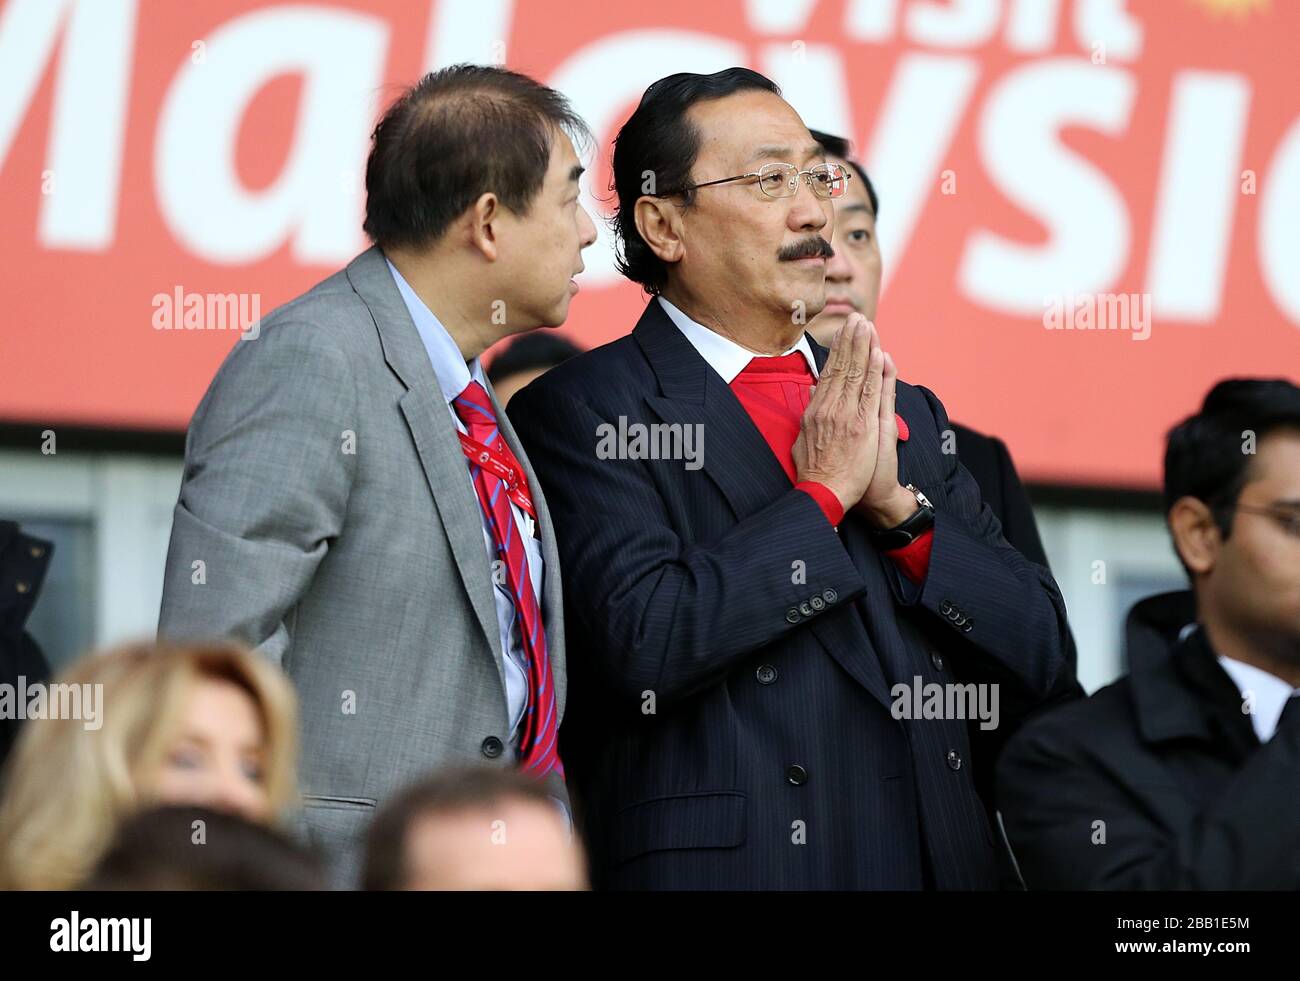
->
<box><xmin>158</xmin><ymin>246</ymin><xmax>567</xmax><ymax>886</ymax></box>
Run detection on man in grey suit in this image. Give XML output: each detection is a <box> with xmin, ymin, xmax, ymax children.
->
<box><xmin>158</xmin><ymin>65</ymin><xmax>597</xmax><ymax>885</ymax></box>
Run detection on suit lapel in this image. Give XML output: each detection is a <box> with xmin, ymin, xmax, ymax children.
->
<box><xmin>636</xmin><ymin>300</ymin><xmax>793</xmax><ymax>520</ymax></box>
<box><xmin>637</xmin><ymin>302</ymin><xmax>894</xmax><ymax>710</ymax></box>
<box><xmin>345</xmin><ymin>247</ymin><xmax>507</xmax><ymax>696</ymax></box>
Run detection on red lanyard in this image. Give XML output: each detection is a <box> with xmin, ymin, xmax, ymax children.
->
<box><xmin>457</xmin><ymin>431</ymin><xmax>535</xmax><ymax>518</ymax></box>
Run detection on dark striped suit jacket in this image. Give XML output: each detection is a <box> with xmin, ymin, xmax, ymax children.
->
<box><xmin>508</xmin><ymin>300</ymin><xmax>1071</xmax><ymax>889</ymax></box>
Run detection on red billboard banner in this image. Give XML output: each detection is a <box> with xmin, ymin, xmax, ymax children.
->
<box><xmin>2</xmin><ymin>0</ymin><xmax>1297</xmax><ymax>487</ymax></box>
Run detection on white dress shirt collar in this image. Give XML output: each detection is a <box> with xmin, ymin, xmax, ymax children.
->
<box><xmin>387</xmin><ymin>258</ymin><xmax>486</xmax><ymax>403</ymax></box>
<box><xmin>657</xmin><ymin>295</ymin><xmax>819</xmax><ymax>384</ymax></box>
<box><xmin>1215</xmin><ymin>651</ymin><xmax>1300</xmax><ymax>743</ymax></box>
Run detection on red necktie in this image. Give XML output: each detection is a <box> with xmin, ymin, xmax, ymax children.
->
<box><xmin>451</xmin><ymin>380</ymin><xmax>562</xmax><ymax>778</ymax></box>
<box><xmin>729</xmin><ymin>352</ymin><xmax>818</xmax><ymax>482</ymax></box>
<box><xmin>730</xmin><ymin>352</ymin><xmax>910</xmax><ymax>482</ymax></box>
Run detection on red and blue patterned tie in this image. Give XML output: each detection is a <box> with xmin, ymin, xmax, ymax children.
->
<box><xmin>452</xmin><ymin>380</ymin><xmax>562</xmax><ymax>778</ymax></box>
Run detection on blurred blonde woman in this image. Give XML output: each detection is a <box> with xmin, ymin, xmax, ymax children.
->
<box><xmin>0</xmin><ymin>640</ymin><xmax>298</xmax><ymax>889</ymax></box>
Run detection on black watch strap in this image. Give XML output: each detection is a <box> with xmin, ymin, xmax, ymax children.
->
<box><xmin>869</xmin><ymin>485</ymin><xmax>935</xmax><ymax>550</ymax></box>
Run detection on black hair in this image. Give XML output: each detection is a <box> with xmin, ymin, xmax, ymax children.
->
<box><xmin>487</xmin><ymin>332</ymin><xmax>583</xmax><ymax>383</ymax></box>
<box><xmin>1164</xmin><ymin>378</ymin><xmax>1300</xmax><ymax>539</ymax></box>
<box><xmin>84</xmin><ymin>806</ymin><xmax>326</xmax><ymax>890</ymax></box>
<box><xmin>364</xmin><ymin>64</ymin><xmax>591</xmax><ymax>251</ymax></box>
<box><xmin>807</xmin><ymin>128</ymin><xmax>878</xmax><ymax>218</ymax></box>
<box><xmin>610</xmin><ymin>67</ymin><xmax>782</xmax><ymax>294</ymax></box>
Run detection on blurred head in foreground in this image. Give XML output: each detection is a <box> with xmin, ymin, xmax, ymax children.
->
<box><xmin>805</xmin><ymin>128</ymin><xmax>881</xmax><ymax>347</ymax></box>
<box><xmin>487</xmin><ymin>332</ymin><xmax>584</xmax><ymax>408</ymax></box>
<box><xmin>1165</xmin><ymin>378</ymin><xmax>1300</xmax><ymax>681</ymax></box>
<box><xmin>85</xmin><ymin>804</ymin><xmax>324</xmax><ymax>890</ymax></box>
<box><xmin>363</xmin><ymin>766</ymin><xmax>587</xmax><ymax>890</ymax></box>
<box><xmin>0</xmin><ymin>640</ymin><xmax>298</xmax><ymax>889</ymax></box>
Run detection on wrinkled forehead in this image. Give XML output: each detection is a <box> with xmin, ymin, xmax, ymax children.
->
<box><xmin>686</xmin><ymin>90</ymin><xmax>821</xmax><ymax>175</ymax></box>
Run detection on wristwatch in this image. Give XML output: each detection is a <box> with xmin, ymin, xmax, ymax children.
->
<box><xmin>868</xmin><ymin>484</ymin><xmax>935</xmax><ymax>550</ymax></box>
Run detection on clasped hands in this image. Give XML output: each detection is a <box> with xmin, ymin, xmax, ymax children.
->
<box><xmin>792</xmin><ymin>314</ymin><xmax>919</xmax><ymax>529</ymax></box>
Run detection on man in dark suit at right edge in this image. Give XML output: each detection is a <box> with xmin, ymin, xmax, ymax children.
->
<box><xmin>998</xmin><ymin>379</ymin><xmax>1300</xmax><ymax>889</ymax></box>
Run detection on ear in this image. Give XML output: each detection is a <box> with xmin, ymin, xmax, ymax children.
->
<box><xmin>1169</xmin><ymin>496</ymin><xmax>1221</xmax><ymax>577</ymax></box>
<box><xmin>466</xmin><ymin>192</ymin><xmax>501</xmax><ymax>261</ymax></box>
<box><xmin>634</xmin><ymin>196</ymin><xmax>685</xmax><ymax>266</ymax></box>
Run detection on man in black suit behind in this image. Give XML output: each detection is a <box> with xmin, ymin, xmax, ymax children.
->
<box><xmin>510</xmin><ymin>68</ymin><xmax>1070</xmax><ymax>889</ymax></box>
<box><xmin>997</xmin><ymin>379</ymin><xmax>1300</xmax><ymax>889</ymax></box>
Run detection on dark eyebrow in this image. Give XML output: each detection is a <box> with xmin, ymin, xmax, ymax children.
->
<box><xmin>1269</xmin><ymin>499</ymin><xmax>1300</xmax><ymax>510</ymax></box>
<box><xmin>568</xmin><ymin>164</ymin><xmax>584</xmax><ymax>183</ymax></box>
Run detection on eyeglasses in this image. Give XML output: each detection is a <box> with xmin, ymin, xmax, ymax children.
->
<box><xmin>670</xmin><ymin>161</ymin><xmax>852</xmax><ymax>200</ymax></box>
<box><xmin>1234</xmin><ymin>504</ymin><xmax>1300</xmax><ymax>538</ymax></box>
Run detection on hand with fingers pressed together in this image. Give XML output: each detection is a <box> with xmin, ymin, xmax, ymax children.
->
<box><xmin>792</xmin><ymin>312</ymin><xmax>920</xmax><ymax>529</ymax></box>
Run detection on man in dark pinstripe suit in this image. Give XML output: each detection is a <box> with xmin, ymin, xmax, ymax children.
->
<box><xmin>509</xmin><ymin>68</ymin><xmax>1071</xmax><ymax>889</ymax></box>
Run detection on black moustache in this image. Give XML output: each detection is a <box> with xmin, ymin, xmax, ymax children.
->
<box><xmin>779</xmin><ymin>239</ymin><xmax>834</xmax><ymax>261</ymax></box>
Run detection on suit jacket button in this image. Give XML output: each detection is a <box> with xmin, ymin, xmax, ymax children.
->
<box><xmin>809</xmin><ymin>595</ymin><xmax>825</xmax><ymax>612</ymax></box>
<box><xmin>822</xmin><ymin>588</ymin><xmax>837</xmax><ymax>604</ymax></box>
<box><xmin>785</xmin><ymin>608</ymin><xmax>801</xmax><ymax>624</ymax></box>
<box><xmin>930</xmin><ymin>651</ymin><xmax>945</xmax><ymax>672</ymax></box>
<box><xmin>962</xmin><ymin>621</ymin><xmax>973</xmax><ymax>633</ymax></box>
<box><xmin>946</xmin><ymin>749</ymin><xmax>962</xmax><ymax>771</ymax></box>
<box><xmin>756</xmin><ymin>664</ymin><xmax>778</xmax><ymax>685</ymax></box>
<box><xmin>786</xmin><ymin>764</ymin><xmax>808</xmax><ymax>786</ymax></box>
<box><xmin>798</xmin><ymin>601</ymin><xmax>813</xmax><ymax>617</ymax></box>
<box><xmin>940</xmin><ymin>599</ymin><xmax>954</xmax><ymax>615</ymax></box>
<box><xmin>481</xmin><ymin>736</ymin><xmax>504</xmax><ymax>759</ymax></box>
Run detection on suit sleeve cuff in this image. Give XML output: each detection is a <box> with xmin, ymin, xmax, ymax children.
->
<box><xmin>795</xmin><ymin>481</ymin><xmax>845</xmax><ymax>526</ymax></box>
